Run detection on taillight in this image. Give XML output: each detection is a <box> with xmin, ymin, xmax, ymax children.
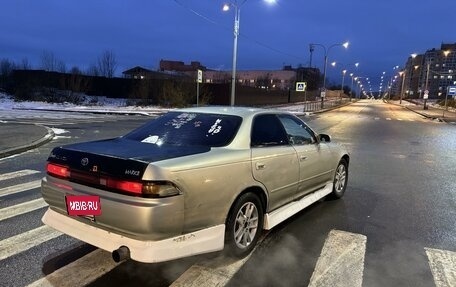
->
<box><xmin>47</xmin><ymin>163</ymin><xmax>70</xmax><ymax>178</ymax></box>
<box><xmin>104</xmin><ymin>178</ymin><xmax>143</xmax><ymax>195</ymax></box>
<box><xmin>103</xmin><ymin>179</ymin><xmax>181</xmax><ymax>198</ymax></box>
<box><xmin>46</xmin><ymin>163</ymin><xmax>181</xmax><ymax>198</ymax></box>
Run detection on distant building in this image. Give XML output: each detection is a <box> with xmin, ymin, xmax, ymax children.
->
<box><xmin>159</xmin><ymin>60</ymin><xmax>206</xmax><ymax>72</ymax></box>
<box><xmin>201</xmin><ymin>69</ymin><xmax>297</xmax><ymax>90</ymax></box>
<box><xmin>401</xmin><ymin>43</ymin><xmax>456</xmax><ymax>99</ymax></box>
<box><xmin>122</xmin><ymin>66</ymin><xmax>155</xmax><ymax>79</ymax></box>
<box><xmin>122</xmin><ymin>66</ymin><xmax>188</xmax><ymax>80</ymax></box>
<box><xmin>157</xmin><ymin>60</ymin><xmax>321</xmax><ymax>91</ymax></box>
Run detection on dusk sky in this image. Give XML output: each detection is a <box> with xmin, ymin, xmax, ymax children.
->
<box><xmin>1</xmin><ymin>0</ymin><xmax>455</xmax><ymax>88</ymax></box>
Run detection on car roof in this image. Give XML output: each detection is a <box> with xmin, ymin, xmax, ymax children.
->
<box><xmin>173</xmin><ymin>106</ymin><xmax>289</xmax><ymax>118</ymax></box>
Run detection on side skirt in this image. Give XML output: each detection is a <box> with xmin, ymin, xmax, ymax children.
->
<box><xmin>263</xmin><ymin>182</ymin><xmax>333</xmax><ymax>230</ymax></box>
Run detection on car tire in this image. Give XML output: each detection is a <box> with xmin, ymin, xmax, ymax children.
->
<box><xmin>328</xmin><ymin>158</ymin><xmax>348</xmax><ymax>200</ymax></box>
<box><xmin>225</xmin><ymin>192</ymin><xmax>264</xmax><ymax>258</ymax></box>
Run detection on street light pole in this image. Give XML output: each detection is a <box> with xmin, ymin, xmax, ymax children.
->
<box><xmin>340</xmin><ymin>69</ymin><xmax>347</xmax><ymax>100</ymax></box>
<box><xmin>424</xmin><ymin>61</ymin><xmax>430</xmax><ymax>109</ymax></box>
<box><xmin>310</xmin><ymin>42</ymin><xmax>349</xmax><ymax>108</ymax></box>
<box><xmin>225</xmin><ymin>0</ymin><xmax>275</xmax><ymax>106</ymax></box>
<box><xmin>309</xmin><ymin>44</ymin><xmax>314</xmax><ymax>68</ymax></box>
<box><xmin>350</xmin><ymin>73</ymin><xmax>354</xmax><ymax>101</ymax></box>
<box><xmin>332</xmin><ymin>61</ymin><xmax>358</xmax><ymax>101</ymax></box>
<box><xmin>399</xmin><ymin>70</ymin><xmax>406</xmax><ymax>104</ymax></box>
<box><xmin>230</xmin><ymin>5</ymin><xmax>240</xmax><ymax>106</ymax></box>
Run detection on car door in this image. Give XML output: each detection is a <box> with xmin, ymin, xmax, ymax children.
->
<box><xmin>250</xmin><ymin>114</ymin><xmax>300</xmax><ymax>212</ymax></box>
<box><xmin>277</xmin><ymin>114</ymin><xmax>333</xmax><ymax>199</ymax></box>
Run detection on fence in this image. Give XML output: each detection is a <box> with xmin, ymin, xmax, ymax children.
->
<box><xmin>302</xmin><ymin>98</ymin><xmax>353</xmax><ymax>112</ymax></box>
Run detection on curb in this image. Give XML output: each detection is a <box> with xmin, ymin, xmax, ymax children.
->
<box><xmin>385</xmin><ymin>100</ymin><xmax>454</xmax><ymax>123</ymax></box>
<box><xmin>12</xmin><ymin>107</ymin><xmax>165</xmax><ymax>116</ymax></box>
<box><xmin>0</xmin><ymin>126</ymin><xmax>55</xmax><ymax>158</ymax></box>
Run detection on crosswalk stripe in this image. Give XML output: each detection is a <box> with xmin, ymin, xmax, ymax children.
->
<box><xmin>425</xmin><ymin>247</ymin><xmax>456</xmax><ymax>287</ymax></box>
<box><xmin>374</xmin><ymin>117</ymin><xmax>380</xmax><ymax>120</ymax></box>
<box><xmin>0</xmin><ymin>225</ymin><xmax>62</xmax><ymax>261</ymax></box>
<box><xmin>171</xmin><ymin>253</ymin><xmax>252</xmax><ymax>287</ymax></box>
<box><xmin>386</xmin><ymin>118</ymin><xmax>392</xmax><ymax>120</ymax></box>
<box><xmin>0</xmin><ymin>180</ymin><xmax>41</xmax><ymax>198</ymax></box>
<box><xmin>308</xmin><ymin>229</ymin><xmax>367</xmax><ymax>287</ymax></box>
<box><xmin>0</xmin><ymin>198</ymin><xmax>48</xmax><ymax>221</ymax></box>
<box><xmin>0</xmin><ymin>169</ymin><xmax>40</xmax><ymax>181</ymax></box>
<box><xmin>26</xmin><ymin>249</ymin><xmax>119</xmax><ymax>287</ymax></box>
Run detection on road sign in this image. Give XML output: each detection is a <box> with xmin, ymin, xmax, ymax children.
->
<box><xmin>423</xmin><ymin>90</ymin><xmax>429</xmax><ymax>99</ymax></box>
<box><xmin>197</xmin><ymin>69</ymin><xmax>203</xmax><ymax>83</ymax></box>
<box><xmin>296</xmin><ymin>82</ymin><xmax>307</xmax><ymax>92</ymax></box>
<box><xmin>448</xmin><ymin>86</ymin><xmax>456</xmax><ymax>96</ymax></box>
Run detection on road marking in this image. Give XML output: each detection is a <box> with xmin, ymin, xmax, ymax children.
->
<box><xmin>425</xmin><ymin>247</ymin><xmax>456</xmax><ymax>287</ymax></box>
<box><xmin>374</xmin><ymin>117</ymin><xmax>380</xmax><ymax>120</ymax></box>
<box><xmin>171</xmin><ymin>253</ymin><xmax>252</xmax><ymax>287</ymax></box>
<box><xmin>0</xmin><ymin>180</ymin><xmax>41</xmax><ymax>197</ymax></box>
<box><xmin>386</xmin><ymin>118</ymin><xmax>392</xmax><ymax>120</ymax></box>
<box><xmin>308</xmin><ymin>229</ymin><xmax>367</xmax><ymax>287</ymax></box>
<box><xmin>0</xmin><ymin>169</ymin><xmax>40</xmax><ymax>181</ymax></box>
<box><xmin>26</xmin><ymin>249</ymin><xmax>119</xmax><ymax>287</ymax></box>
<box><xmin>0</xmin><ymin>198</ymin><xmax>48</xmax><ymax>221</ymax></box>
<box><xmin>397</xmin><ymin>118</ymin><xmax>403</xmax><ymax>121</ymax></box>
<box><xmin>0</xmin><ymin>225</ymin><xmax>62</xmax><ymax>260</ymax></box>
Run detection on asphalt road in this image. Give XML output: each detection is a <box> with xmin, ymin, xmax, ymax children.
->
<box><xmin>1</xmin><ymin>100</ymin><xmax>455</xmax><ymax>287</ymax></box>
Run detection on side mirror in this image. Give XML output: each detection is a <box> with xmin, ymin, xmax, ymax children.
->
<box><xmin>318</xmin><ymin>134</ymin><xmax>331</xmax><ymax>143</ymax></box>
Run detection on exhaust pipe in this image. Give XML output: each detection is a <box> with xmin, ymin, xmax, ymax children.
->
<box><xmin>112</xmin><ymin>246</ymin><xmax>130</xmax><ymax>262</ymax></box>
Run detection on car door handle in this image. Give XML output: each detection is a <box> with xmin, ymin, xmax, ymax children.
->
<box><xmin>255</xmin><ymin>162</ymin><xmax>266</xmax><ymax>170</ymax></box>
<box><xmin>300</xmin><ymin>156</ymin><xmax>307</xmax><ymax>161</ymax></box>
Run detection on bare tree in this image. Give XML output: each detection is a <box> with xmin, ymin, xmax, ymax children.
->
<box><xmin>40</xmin><ymin>50</ymin><xmax>57</xmax><ymax>71</ymax></box>
<box><xmin>70</xmin><ymin>66</ymin><xmax>82</xmax><ymax>75</ymax></box>
<box><xmin>40</xmin><ymin>50</ymin><xmax>67</xmax><ymax>72</ymax></box>
<box><xmin>1</xmin><ymin>58</ymin><xmax>16</xmax><ymax>76</ymax></box>
<box><xmin>86</xmin><ymin>64</ymin><xmax>99</xmax><ymax>77</ymax></box>
<box><xmin>56</xmin><ymin>60</ymin><xmax>66</xmax><ymax>73</ymax></box>
<box><xmin>20</xmin><ymin>57</ymin><xmax>31</xmax><ymax>70</ymax></box>
<box><xmin>97</xmin><ymin>50</ymin><xmax>117</xmax><ymax>78</ymax></box>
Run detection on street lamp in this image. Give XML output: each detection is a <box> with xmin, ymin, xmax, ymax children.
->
<box><xmin>223</xmin><ymin>0</ymin><xmax>276</xmax><ymax>106</ymax></box>
<box><xmin>399</xmin><ymin>70</ymin><xmax>406</xmax><ymax>104</ymax></box>
<box><xmin>350</xmin><ymin>73</ymin><xmax>354</xmax><ymax>101</ymax></box>
<box><xmin>405</xmin><ymin>53</ymin><xmax>418</xmax><ymax>99</ymax></box>
<box><xmin>309</xmin><ymin>41</ymin><xmax>349</xmax><ymax>107</ymax></box>
<box><xmin>331</xmin><ymin>61</ymin><xmax>358</xmax><ymax>100</ymax></box>
<box><xmin>310</xmin><ymin>42</ymin><xmax>349</xmax><ymax>90</ymax></box>
<box><xmin>354</xmin><ymin>76</ymin><xmax>369</xmax><ymax>99</ymax></box>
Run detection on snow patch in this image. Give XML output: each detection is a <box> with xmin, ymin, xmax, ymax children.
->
<box><xmin>51</xmin><ymin>128</ymin><xmax>69</xmax><ymax>135</ymax></box>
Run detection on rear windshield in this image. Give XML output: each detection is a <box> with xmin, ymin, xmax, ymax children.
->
<box><xmin>124</xmin><ymin>111</ymin><xmax>242</xmax><ymax>147</ymax></box>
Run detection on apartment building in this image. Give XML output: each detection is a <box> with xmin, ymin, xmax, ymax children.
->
<box><xmin>402</xmin><ymin>43</ymin><xmax>456</xmax><ymax>99</ymax></box>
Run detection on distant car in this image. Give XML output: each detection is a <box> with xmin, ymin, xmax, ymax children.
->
<box><xmin>41</xmin><ymin>106</ymin><xmax>349</xmax><ymax>263</ymax></box>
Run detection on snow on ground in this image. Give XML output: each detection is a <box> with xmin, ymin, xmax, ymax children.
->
<box><xmin>0</xmin><ymin>92</ymin><xmax>309</xmax><ymax>116</ymax></box>
<box><xmin>0</xmin><ymin>92</ymin><xmax>170</xmax><ymax>115</ymax></box>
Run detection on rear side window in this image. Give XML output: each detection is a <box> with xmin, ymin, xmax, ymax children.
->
<box><xmin>124</xmin><ymin>112</ymin><xmax>242</xmax><ymax>147</ymax></box>
<box><xmin>251</xmin><ymin>114</ymin><xmax>289</xmax><ymax>147</ymax></box>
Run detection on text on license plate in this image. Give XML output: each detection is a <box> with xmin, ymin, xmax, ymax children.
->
<box><xmin>65</xmin><ymin>195</ymin><xmax>101</xmax><ymax>216</ymax></box>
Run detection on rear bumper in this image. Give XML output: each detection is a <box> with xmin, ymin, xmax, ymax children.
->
<box><xmin>41</xmin><ymin>176</ymin><xmax>184</xmax><ymax>240</ymax></box>
<box><xmin>42</xmin><ymin>208</ymin><xmax>225</xmax><ymax>263</ymax></box>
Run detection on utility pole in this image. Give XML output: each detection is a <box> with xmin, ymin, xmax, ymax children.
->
<box><xmin>309</xmin><ymin>44</ymin><xmax>314</xmax><ymax>68</ymax></box>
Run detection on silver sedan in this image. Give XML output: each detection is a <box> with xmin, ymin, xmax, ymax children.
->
<box><xmin>41</xmin><ymin>106</ymin><xmax>349</xmax><ymax>263</ymax></box>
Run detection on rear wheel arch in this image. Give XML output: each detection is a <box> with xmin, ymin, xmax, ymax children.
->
<box><xmin>224</xmin><ymin>186</ymin><xmax>267</xmax><ymax>257</ymax></box>
<box><xmin>226</xmin><ymin>186</ymin><xmax>268</xmax><ymax>224</ymax></box>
